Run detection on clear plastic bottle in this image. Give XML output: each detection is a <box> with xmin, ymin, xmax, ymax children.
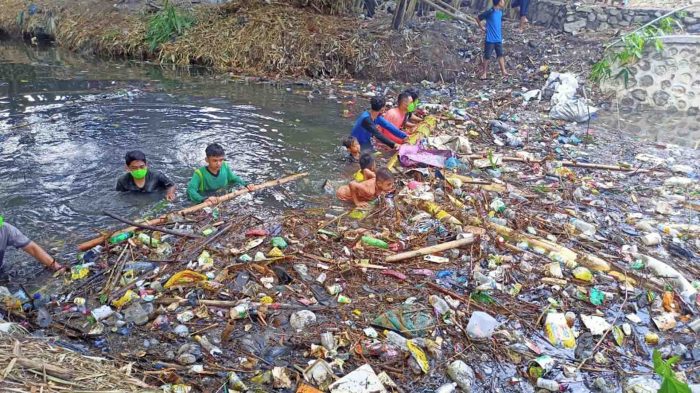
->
<box><xmin>570</xmin><ymin>218</ymin><xmax>596</xmax><ymax>236</ymax></box>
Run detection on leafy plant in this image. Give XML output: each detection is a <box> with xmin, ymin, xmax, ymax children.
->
<box><xmin>487</xmin><ymin>150</ymin><xmax>499</xmax><ymax>171</ymax></box>
<box><xmin>653</xmin><ymin>350</ymin><xmax>691</xmax><ymax>393</ymax></box>
<box><xmin>590</xmin><ymin>15</ymin><xmax>683</xmax><ymax>86</ymax></box>
<box><xmin>145</xmin><ymin>0</ymin><xmax>194</xmax><ymax>52</ymax></box>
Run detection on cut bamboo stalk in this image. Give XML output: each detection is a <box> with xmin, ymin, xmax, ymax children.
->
<box><xmin>77</xmin><ymin>173</ymin><xmax>308</xmax><ymax>251</ymax></box>
<box><xmin>385</xmin><ymin>235</ymin><xmax>475</xmax><ymax>262</ymax></box>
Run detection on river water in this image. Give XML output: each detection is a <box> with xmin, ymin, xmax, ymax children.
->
<box><xmin>0</xmin><ymin>41</ymin><xmax>352</xmax><ymax>280</ymax></box>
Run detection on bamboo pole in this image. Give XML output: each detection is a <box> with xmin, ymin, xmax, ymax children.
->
<box><xmin>102</xmin><ymin>210</ymin><xmax>202</xmax><ymax>239</ymax></box>
<box><xmin>421</xmin><ymin>0</ymin><xmax>478</xmax><ymax>25</ymax></box>
<box><xmin>77</xmin><ymin>172</ymin><xmax>308</xmax><ymax>251</ymax></box>
<box><xmin>385</xmin><ymin>235</ymin><xmax>475</xmax><ymax>262</ymax></box>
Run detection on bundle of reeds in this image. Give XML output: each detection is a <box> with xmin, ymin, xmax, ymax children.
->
<box><xmin>0</xmin><ymin>336</ymin><xmax>155</xmax><ymax>392</ymax></box>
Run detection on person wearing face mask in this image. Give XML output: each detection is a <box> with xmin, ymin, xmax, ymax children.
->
<box><xmin>116</xmin><ymin>150</ymin><xmax>177</xmax><ymax>201</ymax></box>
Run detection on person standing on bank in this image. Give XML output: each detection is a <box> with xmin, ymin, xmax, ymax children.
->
<box><xmin>0</xmin><ymin>215</ymin><xmax>63</xmax><ymax>273</ymax></box>
<box><xmin>511</xmin><ymin>0</ymin><xmax>530</xmax><ymax>30</ymax></box>
<box><xmin>116</xmin><ymin>150</ymin><xmax>177</xmax><ymax>201</ymax></box>
<box><xmin>478</xmin><ymin>0</ymin><xmax>509</xmax><ymax>79</ymax></box>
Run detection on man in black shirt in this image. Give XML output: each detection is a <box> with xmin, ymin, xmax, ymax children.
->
<box><xmin>116</xmin><ymin>150</ymin><xmax>176</xmax><ymax>201</ymax></box>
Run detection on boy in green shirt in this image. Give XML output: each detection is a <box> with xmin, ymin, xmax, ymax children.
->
<box><xmin>187</xmin><ymin>143</ymin><xmax>254</xmax><ymax>204</ymax></box>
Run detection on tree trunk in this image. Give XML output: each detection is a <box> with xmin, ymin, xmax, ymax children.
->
<box><xmin>392</xmin><ymin>0</ymin><xmax>409</xmax><ymax>29</ymax></box>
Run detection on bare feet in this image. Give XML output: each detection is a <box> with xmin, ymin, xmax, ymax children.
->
<box><xmin>479</xmin><ymin>73</ymin><xmax>488</xmax><ymax>80</ymax></box>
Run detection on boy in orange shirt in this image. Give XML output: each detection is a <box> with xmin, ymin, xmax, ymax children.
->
<box><xmin>379</xmin><ymin>92</ymin><xmax>413</xmax><ymax>143</ymax></box>
<box><xmin>336</xmin><ymin>168</ymin><xmax>394</xmax><ymax>207</ymax></box>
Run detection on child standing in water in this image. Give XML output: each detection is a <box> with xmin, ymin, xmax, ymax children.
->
<box><xmin>342</xmin><ymin>136</ymin><xmax>361</xmax><ymax>162</ymax></box>
<box><xmin>186</xmin><ymin>143</ymin><xmax>254</xmax><ymax>204</ymax></box>
<box><xmin>354</xmin><ymin>153</ymin><xmax>376</xmax><ymax>182</ymax></box>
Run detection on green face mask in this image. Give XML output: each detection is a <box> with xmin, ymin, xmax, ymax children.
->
<box><xmin>407</xmin><ymin>99</ymin><xmax>420</xmax><ymax>113</ymax></box>
<box><xmin>0</xmin><ymin>215</ymin><xmax>4</xmax><ymax>228</ymax></box>
<box><xmin>131</xmin><ymin>168</ymin><xmax>148</xmax><ymax>180</ymax></box>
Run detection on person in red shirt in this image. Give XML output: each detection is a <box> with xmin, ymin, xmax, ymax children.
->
<box><xmin>379</xmin><ymin>92</ymin><xmax>413</xmax><ymax>144</ymax></box>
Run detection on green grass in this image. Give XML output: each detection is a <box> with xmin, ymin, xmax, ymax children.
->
<box><xmin>145</xmin><ymin>0</ymin><xmax>194</xmax><ymax>52</ymax></box>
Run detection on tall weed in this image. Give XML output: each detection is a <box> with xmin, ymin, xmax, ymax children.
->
<box><xmin>145</xmin><ymin>0</ymin><xmax>194</xmax><ymax>52</ymax></box>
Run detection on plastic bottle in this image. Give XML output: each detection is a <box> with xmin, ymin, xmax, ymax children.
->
<box><xmin>80</xmin><ymin>245</ymin><xmax>103</xmax><ymax>264</ymax></box>
<box><xmin>230</xmin><ymin>304</ymin><xmax>249</xmax><ymax>319</ymax></box>
<box><xmin>138</xmin><ymin>233</ymin><xmax>160</xmax><ymax>247</ymax></box>
<box><xmin>428</xmin><ymin>295</ymin><xmax>451</xmax><ymax>317</ymax></box>
<box><xmin>544</xmin><ymin>312</ymin><xmax>576</xmax><ymax>349</ymax></box>
<box><xmin>361</xmin><ymin>236</ymin><xmax>388</xmax><ymax>249</ymax></box>
<box><xmin>570</xmin><ymin>218</ymin><xmax>596</xmax><ymax>236</ymax></box>
<box><xmin>536</xmin><ymin>378</ymin><xmax>560</xmax><ymax>391</ymax></box>
<box><xmin>109</xmin><ymin>232</ymin><xmax>133</xmax><ymax>244</ymax></box>
<box><xmin>384</xmin><ymin>330</ymin><xmax>408</xmax><ymax>351</ymax></box>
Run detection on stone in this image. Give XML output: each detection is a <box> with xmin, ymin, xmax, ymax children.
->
<box><xmin>633</xmin><ymin>15</ymin><xmax>648</xmax><ymax>23</ymax></box>
<box><xmin>608</xmin><ymin>9</ymin><xmax>620</xmax><ymax>16</ymax></box>
<box><xmin>597</xmin><ymin>22</ymin><xmax>610</xmax><ymax>31</ymax></box>
<box><xmin>609</xmin><ymin>16</ymin><xmax>619</xmax><ymax>25</ymax></box>
<box><xmin>653</xmin><ymin>91</ymin><xmax>671</xmax><ymax>107</ymax></box>
<box><xmin>619</xmin><ymin>20</ymin><xmax>630</xmax><ymax>27</ymax></box>
<box><xmin>563</xmin><ymin>19</ymin><xmax>587</xmax><ymax>34</ymax></box>
<box><xmin>631</xmin><ymin>89</ymin><xmax>648</xmax><ymax>102</ymax></box>
<box><xmin>683</xmin><ymin>17</ymin><xmax>697</xmax><ymax>24</ymax></box>
<box><xmin>587</xmin><ymin>12</ymin><xmax>596</xmax><ymax>22</ymax></box>
<box><xmin>597</xmin><ymin>13</ymin><xmax>608</xmax><ymax>22</ymax></box>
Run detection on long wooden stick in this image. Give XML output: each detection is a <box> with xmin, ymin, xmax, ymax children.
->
<box><xmin>102</xmin><ymin>210</ymin><xmax>202</xmax><ymax>239</ymax></box>
<box><xmin>78</xmin><ymin>173</ymin><xmax>308</xmax><ymax>251</ymax></box>
<box><xmin>385</xmin><ymin>235</ymin><xmax>475</xmax><ymax>262</ymax></box>
<box><xmin>421</xmin><ymin>0</ymin><xmax>477</xmax><ymax>25</ymax></box>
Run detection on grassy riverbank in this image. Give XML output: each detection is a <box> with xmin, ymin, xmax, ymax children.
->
<box><xmin>0</xmin><ymin>0</ymin><xmax>471</xmax><ymax>81</ymax></box>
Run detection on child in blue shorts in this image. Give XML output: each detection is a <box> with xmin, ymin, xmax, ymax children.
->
<box><xmin>478</xmin><ymin>0</ymin><xmax>509</xmax><ymax>79</ymax></box>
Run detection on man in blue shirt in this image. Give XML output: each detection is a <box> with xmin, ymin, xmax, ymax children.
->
<box><xmin>350</xmin><ymin>96</ymin><xmax>406</xmax><ymax>152</ymax></box>
<box><xmin>478</xmin><ymin>0</ymin><xmax>509</xmax><ymax>79</ymax></box>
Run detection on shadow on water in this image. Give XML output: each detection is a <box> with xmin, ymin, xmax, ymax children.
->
<box><xmin>0</xmin><ymin>41</ymin><xmax>353</xmax><ymax>286</ymax></box>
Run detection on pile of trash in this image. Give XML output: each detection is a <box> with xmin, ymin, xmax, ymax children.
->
<box><xmin>1</xmin><ymin>71</ymin><xmax>699</xmax><ymax>393</ymax></box>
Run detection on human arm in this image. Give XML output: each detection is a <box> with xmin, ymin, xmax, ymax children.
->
<box><xmin>348</xmin><ymin>182</ymin><xmax>368</xmax><ymax>207</ymax></box>
<box><xmin>360</xmin><ymin>117</ymin><xmax>396</xmax><ymax>148</ymax></box>
<box><xmin>362</xmin><ymin>169</ymin><xmax>376</xmax><ymax>180</ymax></box>
<box><xmin>156</xmin><ymin>172</ymin><xmax>177</xmax><ymax>201</ymax></box>
<box><xmin>22</xmin><ymin>242</ymin><xmax>62</xmax><ymax>271</ymax></box>
<box><xmin>478</xmin><ymin>8</ymin><xmax>492</xmax><ymax>30</ymax></box>
<box><xmin>376</xmin><ymin>116</ymin><xmax>407</xmax><ymax>140</ymax></box>
<box><xmin>186</xmin><ymin>173</ymin><xmax>206</xmax><ymax>204</ymax></box>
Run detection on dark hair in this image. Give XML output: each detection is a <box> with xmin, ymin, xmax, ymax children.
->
<box><xmin>397</xmin><ymin>92</ymin><xmax>412</xmax><ymax>106</ymax></box>
<box><xmin>125</xmin><ymin>150</ymin><xmax>147</xmax><ymax>165</ymax></box>
<box><xmin>370</xmin><ymin>96</ymin><xmax>386</xmax><ymax>111</ymax></box>
<box><xmin>359</xmin><ymin>153</ymin><xmax>375</xmax><ymax>170</ymax></box>
<box><xmin>376</xmin><ymin>168</ymin><xmax>394</xmax><ymax>182</ymax></box>
<box><xmin>342</xmin><ymin>136</ymin><xmax>358</xmax><ymax>149</ymax></box>
<box><xmin>205</xmin><ymin>143</ymin><xmax>225</xmax><ymax>158</ymax></box>
<box><xmin>404</xmin><ymin>88</ymin><xmax>420</xmax><ymax>101</ymax></box>
<box><xmin>493</xmin><ymin>0</ymin><xmax>501</xmax><ymax>6</ymax></box>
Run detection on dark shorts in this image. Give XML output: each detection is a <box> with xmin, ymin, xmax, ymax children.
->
<box><xmin>484</xmin><ymin>42</ymin><xmax>504</xmax><ymax>59</ymax></box>
<box><xmin>511</xmin><ymin>0</ymin><xmax>530</xmax><ymax>17</ymax></box>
